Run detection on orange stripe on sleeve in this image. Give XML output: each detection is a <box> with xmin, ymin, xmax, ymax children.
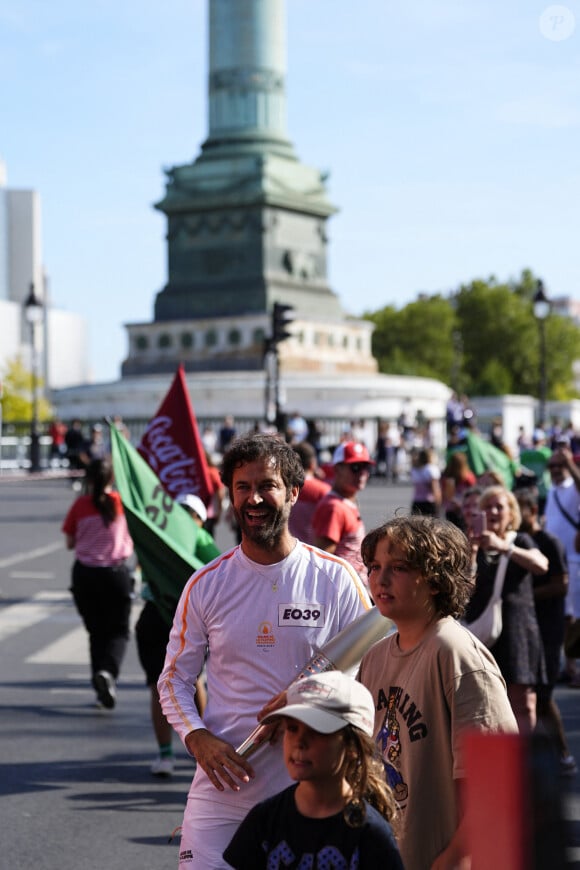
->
<box><xmin>301</xmin><ymin>543</ymin><xmax>370</xmax><ymax>609</ymax></box>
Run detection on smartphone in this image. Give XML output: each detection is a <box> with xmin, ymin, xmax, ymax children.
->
<box><xmin>471</xmin><ymin>511</ymin><xmax>487</xmax><ymax>536</ymax></box>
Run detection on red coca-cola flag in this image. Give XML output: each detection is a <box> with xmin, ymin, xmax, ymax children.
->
<box><xmin>138</xmin><ymin>364</ymin><xmax>215</xmax><ymax>505</ymax></box>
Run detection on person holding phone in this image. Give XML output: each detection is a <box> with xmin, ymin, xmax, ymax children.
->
<box><xmin>470</xmin><ymin>510</ymin><xmax>486</xmax><ymax>537</ymax></box>
<box><xmin>464</xmin><ymin>485</ymin><xmax>549</xmax><ymax>733</ymax></box>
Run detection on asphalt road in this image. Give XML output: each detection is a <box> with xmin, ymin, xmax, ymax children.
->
<box><xmin>0</xmin><ymin>474</ymin><xmax>578</xmax><ymax>868</ymax></box>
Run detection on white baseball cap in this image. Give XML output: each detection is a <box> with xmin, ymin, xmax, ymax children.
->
<box><xmin>263</xmin><ymin>671</ymin><xmax>375</xmax><ymax>737</ymax></box>
<box><xmin>175</xmin><ymin>492</ymin><xmax>207</xmax><ymax>523</ymax></box>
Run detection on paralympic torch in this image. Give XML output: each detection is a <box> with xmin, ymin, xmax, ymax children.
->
<box><xmin>236</xmin><ymin>607</ymin><xmax>394</xmax><ymax>759</ymax></box>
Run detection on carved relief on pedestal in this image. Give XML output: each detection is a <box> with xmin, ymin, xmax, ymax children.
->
<box><xmin>282</xmin><ymin>250</ymin><xmax>318</xmax><ymax>281</ymax></box>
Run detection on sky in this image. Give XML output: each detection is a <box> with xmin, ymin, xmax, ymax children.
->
<box><xmin>1</xmin><ymin>0</ymin><xmax>579</xmax><ymax>384</ymax></box>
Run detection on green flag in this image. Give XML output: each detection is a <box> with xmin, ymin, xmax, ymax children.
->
<box><xmin>463</xmin><ymin>431</ymin><xmax>517</xmax><ymax>490</ymax></box>
<box><xmin>110</xmin><ymin>424</ymin><xmax>204</xmax><ymax>625</ymax></box>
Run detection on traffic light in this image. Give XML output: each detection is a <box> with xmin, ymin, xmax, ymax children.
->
<box><xmin>271</xmin><ymin>302</ymin><xmax>294</xmax><ymax>346</ymax></box>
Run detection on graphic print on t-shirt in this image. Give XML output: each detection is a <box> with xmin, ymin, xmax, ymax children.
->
<box><xmin>376</xmin><ymin>685</ymin><xmax>427</xmax><ymax>807</ymax></box>
<box><xmin>256</xmin><ymin>621</ymin><xmax>276</xmax><ymax>651</ymax></box>
<box><xmin>376</xmin><ymin>689</ymin><xmax>409</xmax><ymax>805</ymax></box>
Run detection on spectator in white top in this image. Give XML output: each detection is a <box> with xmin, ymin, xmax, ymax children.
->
<box><xmin>544</xmin><ymin>445</ymin><xmax>580</xmax><ymax>685</ymax></box>
<box><xmin>410</xmin><ymin>447</ymin><xmax>442</xmax><ymax>517</ymax></box>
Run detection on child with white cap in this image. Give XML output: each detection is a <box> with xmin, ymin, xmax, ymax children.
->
<box><xmin>223</xmin><ymin>671</ymin><xmax>402</xmax><ymax>869</ymax></box>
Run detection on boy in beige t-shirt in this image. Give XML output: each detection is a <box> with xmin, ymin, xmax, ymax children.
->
<box><xmin>358</xmin><ymin>515</ymin><xmax>518</xmax><ymax>870</ymax></box>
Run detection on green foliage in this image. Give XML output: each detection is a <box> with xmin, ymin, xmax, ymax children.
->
<box><xmin>366</xmin><ymin>295</ymin><xmax>457</xmax><ymax>383</ymax></box>
<box><xmin>454</xmin><ymin>278</ymin><xmax>538</xmax><ymax>395</ymax></box>
<box><xmin>473</xmin><ymin>358</ymin><xmax>512</xmax><ymax>396</ymax></box>
<box><xmin>366</xmin><ymin>270</ymin><xmax>580</xmax><ymax>399</ymax></box>
<box><xmin>0</xmin><ymin>355</ymin><xmax>53</xmax><ymax>422</ymax></box>
<box><xmin>545</xmin><ymin>314</ymin><xmax>580</xmax><ymax>399</ymax></box>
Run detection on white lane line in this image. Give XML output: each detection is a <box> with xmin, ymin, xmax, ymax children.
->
<box><xmin>49</xmin><ymin>671</ymin><xmax>144</xmax><ymax>694</ymax></box>
<box><xmin>0</xmin><ymin>592</ymin><xmax>74</xmax><ymax>642</ymax></box>
<box><xmin>10</xmin><ymin>572</ymin><xmax>56</xmax><ymax>580</ymax></box>
<box><xmin>34</xmin><ymin>591</ymin><xmax>70</xmax><ymax>601</ymax></box>
<box><xmin>27</xmin><ymin>624</ymin><xmax>89</xmax><ymax>664</ymax></box>
<box><xmin>0</xmin><ymin>541</ymin><xmax>64</xmax><ymax>569</ymax></box>
<box><xmin>26</xmin><ymin>601</ymin><xmax>144</xmax><ymax>665</ymax></box>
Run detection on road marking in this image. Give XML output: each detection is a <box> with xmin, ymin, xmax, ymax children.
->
<box><xmin>10</xmin><ymin>571</ymin><xmax>56</xmax><ymax>580</ymax></box>
<box><xmin>0</xmin><ymin>541</ymin><xmax>63</xmax><ymax>569</ymax></box>
<box><xmin>0</xmin><ymin>591</ymin><xmax>73</xmax><ymax>642</ymax></box>
<box><xmin>48</xmin><ymin>670</ymin><xmax>144</xmax><ymax>694</ymax></box>
<box><xmin>0</xmin><ymin>591</ymin><xmax>143</xmax><ymax>662</ymax></box>
<box><xmin>27</xmin><ymin>624</ymin><xmax>88</xmax><ymax>664</ymax></box>
<box><xmin>21</xmin><ymin>599</ymin><xmax>144</xmax><ymax>664</ymax></box>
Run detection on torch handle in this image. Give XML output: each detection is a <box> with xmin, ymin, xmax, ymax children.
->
<box><xmin>235</xmin><ymin>608</ymin><xmax>393</xmax><ymax>760</ymax></box>
<box><xmin>235</xmin><ymin>723</ymin><xmax>271</xmax><ymax>758</ymax></box>
<box><xmin>236</xmin><ymin>651</ymin><xmax>334</xmax><ymax>759</ymax></box>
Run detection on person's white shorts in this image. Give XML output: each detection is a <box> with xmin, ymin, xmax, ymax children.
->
<box><xmin>177</xmin><ymin>793</ymin><xmax>248</xmax><ymax>869</ymax></box>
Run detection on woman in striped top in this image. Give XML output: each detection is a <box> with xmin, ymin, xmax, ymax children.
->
<box><xmin>62</xmin><ymin>457</ymin><xmax>134</xmax><ymax>709</ymax></box>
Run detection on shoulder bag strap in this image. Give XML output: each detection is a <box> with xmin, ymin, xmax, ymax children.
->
<box><xmin>553</xmin><ymin>489</ymin><xmax>580</xmax><ymax>530</ymax></box>
<box><xmin>490</xmin><ymin>530</ymin><xmax>516</xmax><ymax>602</ymax></box>
<box><xmin>490</xmin><ymin>555</ymin><xmax>509</xmax><ymax>603</ymax></box>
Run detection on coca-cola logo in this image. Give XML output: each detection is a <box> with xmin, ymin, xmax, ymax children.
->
<box><xmin>140</xmin><ymin>415</ymin><xmax>201</xmax><ymax>498</ymax></box>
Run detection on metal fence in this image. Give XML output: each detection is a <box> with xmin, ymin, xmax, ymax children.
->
<box><xmin>0</xmin><ymin>415</ymin><xmax>447</xmax><ymax>474</ymax></box>
<box><xmin>0</xmin><ymin>416</ymin><xmax>378</xmax><ymax>472</ymax></box>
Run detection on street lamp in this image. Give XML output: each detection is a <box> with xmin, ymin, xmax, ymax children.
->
<box><xmin>533</xmin><ymin>279</ymin><xmax>551</xmax><ymax>427</ymax></box>
<box><xmin>24</xmin><ymin>283</ymin><xmax>43</xmax><ymax>472</ymax></box>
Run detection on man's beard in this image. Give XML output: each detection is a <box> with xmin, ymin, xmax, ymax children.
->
<box><xmin>235</xmin><ymin>498</ymin><xmax>293</xmax><ymax>548</ymax></box>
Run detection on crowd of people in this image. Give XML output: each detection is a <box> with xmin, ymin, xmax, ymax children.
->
<box><xmin>56</xmin><ymin>406</ymin><xmax>580</xmax><ymax>868</ymax></box>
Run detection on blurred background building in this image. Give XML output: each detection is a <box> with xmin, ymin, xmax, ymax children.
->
<box><xmin>0</xmin><ymin>158</ymin><xmax>90</xmax><ymax>392</ymax></box>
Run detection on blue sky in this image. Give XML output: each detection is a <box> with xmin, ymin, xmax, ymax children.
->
<box><xmin>1</xmin><ymin>0</ymin><xmax>579</xmax><ymax>383</ymax></box>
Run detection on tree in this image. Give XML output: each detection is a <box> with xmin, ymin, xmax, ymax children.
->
<box><xmin>454</xmin><ymin>277</ymin><xmax>538</xmax><ymax>395</ymax></box>
<box><xmin>543</xmin><ymin>313</ymin><xmax>580</xmax><ymax>400</ymax></box>
<box><xmin>366</xmin><ymin>295</ymin><xmax>457</xmax><ymax>383</ymax></box>
<box><xmin>0</xmin><ymin>355</ymin><xmax>53</xmax><ymax>423</ymax></box>
<box><xmin>365</xmin><ymin>270</ymin><xmax>580</xmax><ymax>399</ymax></box>
<box><xmin>455</xmin><ymin>274</ymin><xmax>579</xmax><ymax>397</ymax></box>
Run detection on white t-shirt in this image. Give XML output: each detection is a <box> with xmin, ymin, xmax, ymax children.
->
<box><xmin>411</xmin><ymin>463</ymin><xmax>441</xmax><ymax>502</ymax></box>
<box><xmin>159</xmin><ymin>541</ymin><xmax>371</xmax><ymax>812</ymax></box>
<box><xmin>545</xmin><ymin>477</ymin><xmax>580</xmax><ymax>563</ymax></box>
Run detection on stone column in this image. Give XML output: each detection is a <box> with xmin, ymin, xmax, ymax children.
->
<box><xmin>207</xmin><ymin>0</ymin><xmax>288</xmax><ymax>146</ymax></box>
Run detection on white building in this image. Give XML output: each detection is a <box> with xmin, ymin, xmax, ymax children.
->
<box><xmin>0</xmin><ymin>159</ymin><xmax>90</xmax><ymax>391</ymax></box>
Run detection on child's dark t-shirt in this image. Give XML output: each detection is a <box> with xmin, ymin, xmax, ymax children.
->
<box><xmin>223</xmin><ymin>783</ymin><xmax>402</xmax><ymax>869</ymax></box>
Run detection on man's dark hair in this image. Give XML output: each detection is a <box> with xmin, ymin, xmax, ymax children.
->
<box><xmin>293</xmin><ymin>441</ymin><xmax>317</xmax><ymax>471</ymax></box>
<box><xmin>221</xmin><ymin>433</ymin><xmax>305</xmax><ymax>492</ymax></box>
<box><xmin>515</xmin><ymin>489</ymin><xmax>539</xmax><ymax>511</ymax></box>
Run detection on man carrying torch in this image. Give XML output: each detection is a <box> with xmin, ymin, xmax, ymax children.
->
<box><xmin>158</xmin><ymin>434</ymin><xmax>386</xmax><ymax>869</ymax></box>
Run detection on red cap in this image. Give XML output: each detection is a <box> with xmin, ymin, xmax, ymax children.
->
<box><xmin>332</xmin><ymin>441</ymin><xmax>375</xmax><ymax>465</ymax></box>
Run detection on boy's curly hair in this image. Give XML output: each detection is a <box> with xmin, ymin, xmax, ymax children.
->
<box><xmin>361</xmin><ymin>515</ymin><xmax>474</xmax><ymax>619</ymax></box>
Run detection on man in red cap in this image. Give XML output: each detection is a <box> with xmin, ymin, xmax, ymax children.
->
<box><xmin>312</xmin><ymin>442</ymin><xmax>374</xmax><ymax>586</ymax></box>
